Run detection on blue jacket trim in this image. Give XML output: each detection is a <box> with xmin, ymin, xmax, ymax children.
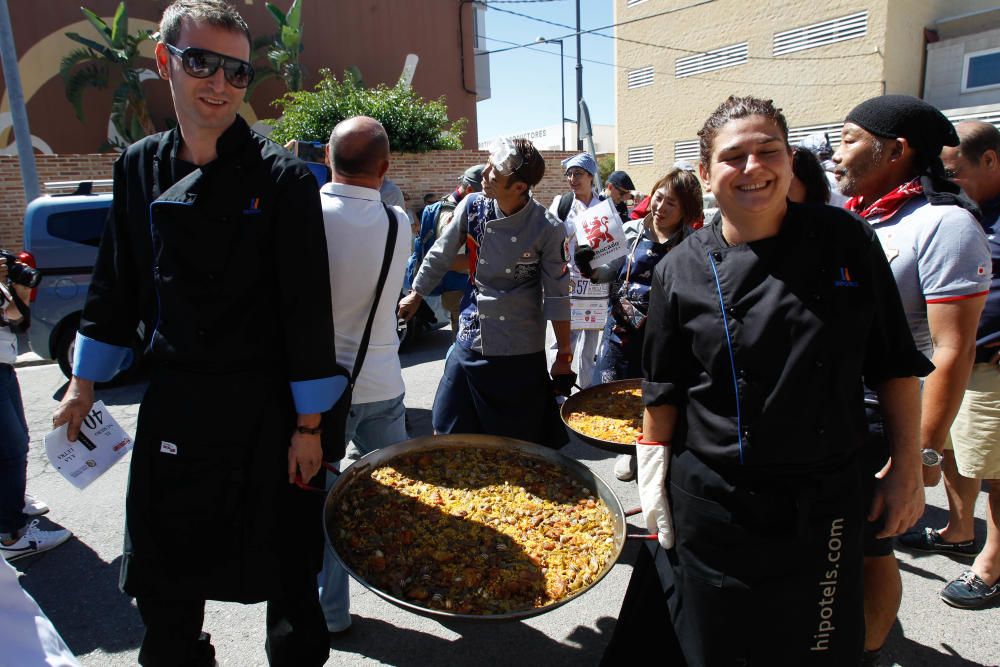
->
<box><xmin>72</xmin><ymin>332</ymin><xmax>133</xmax><ymax>382</ymax></box>
<box><xmin>290</xmin><ymin>376</ymin><xmax>348</xmax><ymax>414</ymax></box>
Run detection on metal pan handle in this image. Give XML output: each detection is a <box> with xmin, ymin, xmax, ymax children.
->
<box><xmin>623</xmin><ymin>506</ymin><xmax>657</xmax><ymax>540</ymax></box>
<box><xmin>294</xmin><ymin>461</ymin><xmax>340</xmax><ymax>493</ymax></box>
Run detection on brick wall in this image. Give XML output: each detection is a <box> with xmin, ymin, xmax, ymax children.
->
<box><xmin>0</xmin><ymin>150</ymin><xmax>598</xmax><ymax>250</ymax></box>
<box><xmin>0</xmin><ymin>154</ymin><xmax>116</xmax><ymax>250</ymax></box>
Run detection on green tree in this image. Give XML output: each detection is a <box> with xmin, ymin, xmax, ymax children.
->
<box><xmin>268</xmin><ymin>70</ymin><xmax>466</xmax><ymax>152</ymax></box>
<box><xmin>249</xmin><ymin>0</ymin><xmax>305</xmax><ymax>97</ymax></box>
<box><xmin>60</xmin><ymin>2</ymin><xmax>156</xmax><ymax>148</ymax></box>
<box><xmin>597</xmin><ymin>154</ymin><xmax>615</xmax><ymax>184</ymax></box>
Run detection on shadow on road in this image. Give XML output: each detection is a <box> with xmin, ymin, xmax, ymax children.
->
<box><xmin>399</xmin><ymin>328</ymin><xmax>452</xmax><ymax>369</ymax></box>
<box><xmin>884</xmin><ymin>620</ymin><xmax>990</xmax><ymax>667</ymax></box>
<box><xmin>15</xmin><ymin>537</ymin><xmax>142</xmax><ymax>655</ymax></box>
<box><xmin>329</xmin><ymin>614</ymin><xmax>617</xmax><ymax>666</ymax></box>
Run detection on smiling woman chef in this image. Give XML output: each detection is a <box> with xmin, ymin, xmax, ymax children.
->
<box><xmin>635</xmin><ymin>96</ymin><xmax>933</xmax><ymax>665</ymax></box>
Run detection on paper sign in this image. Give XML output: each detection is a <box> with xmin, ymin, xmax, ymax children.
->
<box><xmin>572</xmin><ymin>198</ymin><xmax>628</xmax><ymax>266</ymax></box>
<box><xmin>44</xmin><ymin>401</ymin><xmax>133</xmax><ymax>490</ymax></box>
<box><xmin>571</xmin><ymin>299</ymin><xmax>606</xmax><ymax>330</ymax></box>
<box><xmin>570</xmin><ymin>276</ymin><xmax>609</xmax><ymax>299</ymax></box>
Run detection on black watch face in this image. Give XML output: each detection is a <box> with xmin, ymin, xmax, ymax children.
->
<box><xmin>921</xmin><ymin>449</ymin><xmax>941</xmax><ymax>466</ymax></box>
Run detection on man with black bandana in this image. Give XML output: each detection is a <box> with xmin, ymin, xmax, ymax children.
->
<box><xmin>832</xmin><ymin>95</ymin><xmax>990</xmax><ymax>665</ymax></box>
<box><xmin>51</xmin><ymin>2</ymin><xmax>342</xmax><ymax>665</ymax></box>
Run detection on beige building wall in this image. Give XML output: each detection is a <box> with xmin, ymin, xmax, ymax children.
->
<box><xmin>614</xmin><ymin>0</ymin><xmax>996</xmax><ymax>190</ymax></box>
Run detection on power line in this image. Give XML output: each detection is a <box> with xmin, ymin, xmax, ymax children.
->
<box><xmin>483</xmin><ymin>35</ymin><xmax>619</xmax><ymax>69</ymax></box>
<box><xmin>483</xmin><ymin>2</ymin><xmax>882</xmax><ymax>62</ymax></box>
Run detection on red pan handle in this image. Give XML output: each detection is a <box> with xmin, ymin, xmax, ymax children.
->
<box><xmin>624</xmin><ymin>506</ymin><xmax>657</xmax><ymax>539</ymax></box>
<box><xmin>293</xmin><ymin>461</ymin><xmax>340</xmax><ymax>493</ymax></box>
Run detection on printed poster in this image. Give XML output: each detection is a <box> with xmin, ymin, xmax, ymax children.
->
<box><xmin>572</xmin><ymin>197</ymin><xmax>628</xmax><ymax>266</ymax></box>
<box><xmin>44</xmin><ymin>401</ymin><xmax>133</xmax><ymax>490</ymax></box>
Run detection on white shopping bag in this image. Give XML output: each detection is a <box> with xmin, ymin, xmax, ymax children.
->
<box><xmin>572</xmin><ymin>198</ymin><xmax>628</xmax><ymax>266</ymax></box>
<box><xmin>44</xmin><ymin>401</ymin><xmax>133</xmax><ymax>490</ymax></box>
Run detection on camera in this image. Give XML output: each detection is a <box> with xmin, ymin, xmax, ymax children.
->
<box><xmin>0</xmin><ymin>250</ymin><xmax>42</xmax><ymax>288</ymax></box>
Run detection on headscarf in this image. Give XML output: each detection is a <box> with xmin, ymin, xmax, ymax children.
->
<box><xmin>561</xmin><ymin>152</ymin><xmax>598</xmax><ymax>180</ymax></box>
<box><xmin>844</xmin><ymin>95</ymin><xmax>977</xmax><ymax>215</ymax></box>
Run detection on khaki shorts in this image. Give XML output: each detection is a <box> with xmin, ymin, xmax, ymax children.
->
<box><xmin>946</xmin><ymin>362</ymin><xmax>1000</xmax><ymax>479</ymax></box>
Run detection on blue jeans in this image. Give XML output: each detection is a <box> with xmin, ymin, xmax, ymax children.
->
<box><xmin>318</xmin><ymin>394</ymin><xmax>407</xmax><ymax>631</ymax></box>
<box><xmin>0</xmin><ymin>364</ymin><xmax>29</xmax><ymax>540</ymax></box>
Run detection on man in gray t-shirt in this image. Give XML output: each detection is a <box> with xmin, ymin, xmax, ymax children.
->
<box><xmin>832</xmin><ymin>95</ymin><xmax>990</xmax><ymax>664</ymax></box>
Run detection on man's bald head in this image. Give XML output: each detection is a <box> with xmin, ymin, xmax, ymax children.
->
<box><xmin>955</xmin><ymin>121</ymin><xmax>1000</xmax><ymax>164</ymax></box>
<box><xmin>941</xmin><ymin>121</ymin><xmax>1000</xmax><ymax>205</ymax></box>
<box><xmin>328</xmin><ymin>116</ymin><xmax>390</xmax><ymax>179</ymax></box>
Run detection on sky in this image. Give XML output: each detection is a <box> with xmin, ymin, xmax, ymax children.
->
<box><xmin>475</xmin><ymin>0</ymin><xmax>616</xmax><ymax>143</ymax></box>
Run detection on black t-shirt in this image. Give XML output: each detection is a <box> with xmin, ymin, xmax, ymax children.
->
<box><xmin>642</xmin><ymin>201</ymin><xmax>932</xmax><ymax>472</ymax></box>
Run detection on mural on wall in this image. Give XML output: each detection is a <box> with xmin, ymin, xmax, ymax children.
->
<box><xmin>0</xmin><ymin>1</ymin><xmax>479</xmax><ymax>154</ymax></box>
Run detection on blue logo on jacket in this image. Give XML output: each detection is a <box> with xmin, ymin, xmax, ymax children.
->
<box><xmin>833</xmin><ymin>267</ymin><xmax>858</xmax><ymax>287</ymax></box>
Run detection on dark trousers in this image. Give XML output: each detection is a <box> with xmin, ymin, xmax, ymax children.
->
<box><xmin>136</xmin><ymin>589</ymin><xmax>329</xmax><ymax>667</ymax></box>
<box><xmin>0</xmin><ymin>364</ymin><xmax>29</xmax><ymax>539</ymax></box>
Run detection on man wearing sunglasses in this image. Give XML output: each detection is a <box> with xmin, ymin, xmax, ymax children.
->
<box><xmin>52</xmin><ymin>2</ymin><xmax>340</xmax><ymax>666</ymax></box>
<box><xmin>398</xmin><ymin>138</ymin><xmax>573</xmax><ymax>448</ymax></box>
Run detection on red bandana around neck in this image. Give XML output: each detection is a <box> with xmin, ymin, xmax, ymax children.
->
<box><xmin>845</xmin><ymin>177</ymin><xmax>923</xmax><ymax>223</ymax></box>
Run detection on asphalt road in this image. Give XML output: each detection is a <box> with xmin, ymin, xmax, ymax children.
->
<box><xmin>10</xmin><ymin>327</ymin><xmax>999</xmax><ymax>666</ymax></box>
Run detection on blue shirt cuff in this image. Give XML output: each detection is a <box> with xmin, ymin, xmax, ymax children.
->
<box><xmin>72</xmin><ymin>332</ymin><xmax>133</xmax><ymax>382</ymax></box>
<box><xmin>290</xmin><ymin>376</ymin><xmax>348</xmax><ymax>414</ymax></box>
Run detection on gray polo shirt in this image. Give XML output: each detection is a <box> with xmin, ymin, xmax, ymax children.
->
<box><xmin>870</xmin><ymin>197</ymin><xmax>991</xmax><ymax>358</ymax></box>
<box><xmin>413</xmin><ymin>193</ymin><xmax>570</xmax><ymax>356</ymax></box>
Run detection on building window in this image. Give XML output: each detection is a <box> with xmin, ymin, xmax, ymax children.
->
<box><xmin>963</xmin><ymin>47</ymin><xmax>1000</xmax><ymax>93</ymax></box>
<box><xmin>675</xmin><ymin>42</ymin><xmax>748</xmax><ymax>78</ymax></box>
<box><xmin>628</xmin><ymin>145</ymin><xmax>654</xmax><ymax>165</ymax></box>
<box><xmin>673</xmin><ymin>140</ymin><xmax>699</xmax><ymax>164</ymax></box>
<box><xmin>773</xmin><ymin>11</ymin><xmax>868</xmax><ymax>56</ymax></box>
<box><xmin>627</xmin><ymin>66</ymin><xmax>654</xmax><ymax>89</ymax></box>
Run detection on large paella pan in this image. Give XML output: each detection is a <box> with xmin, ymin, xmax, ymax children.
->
<box><xmin>323</xmin><ymin>434</ymin><xmax>631</xmax><ymax>621</ymax></box>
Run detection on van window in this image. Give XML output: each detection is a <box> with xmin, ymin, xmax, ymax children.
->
<box><xmin>46</xmin><ymin>206</ymin><xmax>109</xmax><ymax>247</ymax></box>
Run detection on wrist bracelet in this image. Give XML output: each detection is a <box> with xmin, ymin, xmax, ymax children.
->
<box><xmin>636</xmin><ymin>437</ymin><xmax>670</xmax><ymax>446</ymax></box>
<box><xmin>557</xmin><ymin>352</ymin><xmax>574</xmax><ymax>364</ymax></box>
<box><xmin>295</xmin><ymin>424</ymin><xmax>322</xmax><ymax>436</ymax></box>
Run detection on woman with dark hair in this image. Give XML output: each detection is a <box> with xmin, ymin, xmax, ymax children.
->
<box><xmin>576</xmin><ymin>168</ymin><xmax>703</xmax><ymax>481</ymax></box>
<box><xmin>789</xmin><ymin>145</ymin><xmax>832</xmax><ymax>204</ymax></box>
<box><xmin>636</xmin><ymin>95</ymin><xmax>931</xmax><ymax>665</ymax></box>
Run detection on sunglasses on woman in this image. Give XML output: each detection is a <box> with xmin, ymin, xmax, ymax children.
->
<box><xmin>166</xmin><ymin>44</ymin><xmax>255</xmax><ymax>89</ymax></box>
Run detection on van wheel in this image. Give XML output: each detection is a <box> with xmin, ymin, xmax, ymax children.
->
<box><xmin>55</xmin><ymin>327</ymin><xmax>144</xmax><ymax>384</ymax></box>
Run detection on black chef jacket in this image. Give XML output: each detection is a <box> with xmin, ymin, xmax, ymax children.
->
<box><xmin>78</xmin><ymin>116</ymin><xmax>340</xmax><ymax>602</ymax></box>
<box><xmin>642</xmin><ymin>201</ymin><xmax>933</xmax><ymax>472</ymax></box>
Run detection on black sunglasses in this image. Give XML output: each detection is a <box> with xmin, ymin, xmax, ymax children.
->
<box><xmin>166</xmin><ymin>44</ymin><xmax>255</xmax><ymax>89</ymax></box>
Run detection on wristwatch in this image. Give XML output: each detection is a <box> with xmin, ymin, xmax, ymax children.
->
<box><xmin>295</xmin><ymin>424</ymin><xmax>323</xmax><ymax>436</ymax></box>
<box><xmin>920</xmin><ymin>448</ymin><xmax>943</xmax><ymax>466</ymax></box>
<box><xmin>556</xmin><ymin>352</ymin><xmax>574</xmax><ymax>364</ymax></box>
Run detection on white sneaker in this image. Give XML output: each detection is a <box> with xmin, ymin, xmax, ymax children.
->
<box><xmin>614</xmin><ymin>454</ymin><xmax>637</xmax><ymax>482</ymax></box>
<box><xmin>23</xmin><ymin>493</ymin><xmax>49</xmax><ymax>517</ymax></box>
<box><xmin>1</xmin><ymin>520</ymin><xmax>71</xmax><ymax>562</ymax></box>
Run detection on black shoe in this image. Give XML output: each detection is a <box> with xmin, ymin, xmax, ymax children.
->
<box><xmin>896</xmin><ymin>527</ymin><xmax>976</xmax><ymax>558</ymax></box>
<box><xmin>860</xmin><ymin>648</ymin><xmax>882</xmax><ymax>667</ymax></box>
<box><xmin>940</xmin><ymin>570</ymin><xmax>1000</xmax><ymax>609</ymax></box>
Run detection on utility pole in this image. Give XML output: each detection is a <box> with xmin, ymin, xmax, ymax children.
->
<box><xmin>0</xmin><ymin>0</ymin><xmax>39</xmax><ymax>204</ymax></box>
<box><xmin>575</xmin><ymin>0</ymin><xmax>583</xmax><ymax>150</ymax></box>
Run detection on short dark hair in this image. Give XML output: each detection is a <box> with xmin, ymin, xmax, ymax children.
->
<box><xmin>160</xmin><ymin>0</ymin><xmax>251</xmax><ymax>48</ymax></box>
<box><xmin>698</xmin><ymin>96</ymin><xmax>789</xmax><ymax>167</ymax></box>
<box><xmin>648</xmin><ymin>168</ymin><xmax>704</xmax><ymax>225</ymax></box>
<box><xmin>791</xmin><ymin>146</ymin><xmax>831</xmax><ymax>205</ymax></box>
<box><xmin>508</xmin><ymin>138</ymin><xmax>545</xmax><ymax>189</ymax></box>
<box><xmin>958</xmin><ymin>121</ymin><xmax>1000</xmax><ymax>164</ymax></box>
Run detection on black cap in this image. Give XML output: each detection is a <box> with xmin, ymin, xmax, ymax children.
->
<box><xmin>845</xmin><ymin>95</ymin><xmax>959</xmax><ymax>159</ymax></box>
<box><xmin>606</xmin><ymin>170</ymin><xmax>635</xmax><ymax>191</ymax></box>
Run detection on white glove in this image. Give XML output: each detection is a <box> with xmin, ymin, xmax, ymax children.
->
<box><xmin>636</xmin><ymin>439</ymin><xmax>674</xmax><ymax>549</ymax></box>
